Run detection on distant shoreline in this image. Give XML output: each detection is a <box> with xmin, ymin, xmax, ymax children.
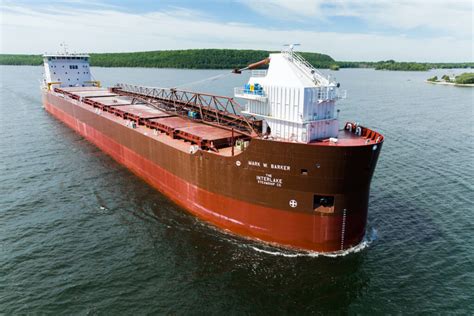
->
<box><xmin>1</xmin><ymin>49</ymin><xmax>473</xmax><ymax>71</ymax></box>
<box><xmin>425</xmin><ymin>81</ymin><xmax>474</xmax><ymax>87</ymax></box>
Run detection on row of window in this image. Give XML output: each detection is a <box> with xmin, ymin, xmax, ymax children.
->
<box><xmin>47</xmin><ymin>57</ymin><xmax>88</xmax><ymax>60</ymax></box>
<box><xmin>57</xmin><ymin>78</ymin><xmax>81</xmax><ymax>81</ymax></box>
<box><xmin>50</xmin><ymin>65</ymin><xmax>88</xmax><ymax>68</ymax></box>
<box><xmin>53</xmin><ymin>72</ymin><xmax>89</xmax><ymax>74</ymax></box>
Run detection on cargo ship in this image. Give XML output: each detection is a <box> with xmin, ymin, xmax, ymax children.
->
<box><xmin>41</xmin><ymin>46</ymin><xmax>383</xmax><ymax>253</ymax></box>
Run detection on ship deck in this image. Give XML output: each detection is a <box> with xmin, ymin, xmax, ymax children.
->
<box><xmin>310</xmin><ymin>130</ymin><xmax>380</xmax><ymax>147</ymax></box>
<box><xmin>53</xmin><ymin>86</ymin><xmax>383</xmax><ymax>156</ymax></box>
<box><xmin>54</xmin><ymin>87</ymin><xmax>249</xmax><ymax>155</ymax></box>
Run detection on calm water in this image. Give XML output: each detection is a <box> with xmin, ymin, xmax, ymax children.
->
<box><xmin>1</xmin><ymin>66</ymin><xmax>473</xmax><ymax>314</ymax></box>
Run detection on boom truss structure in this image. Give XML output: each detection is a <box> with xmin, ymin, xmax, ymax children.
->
<box><xmin>111</xmin><ymin>84</ymin><xmax>262</xmax><ymax>137</ymax></box>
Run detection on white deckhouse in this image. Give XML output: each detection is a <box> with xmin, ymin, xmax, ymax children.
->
<box><xmin>42</xmin><ymin>51</ymin><xmax>97</xmax><ymax>90</ymax></box>
<box><xmin>235</xmin><ymin>46</ymin><xmax>344</xmax><ymax>143</ymax></box>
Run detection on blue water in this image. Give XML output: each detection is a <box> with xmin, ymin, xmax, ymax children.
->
<box><xmin>1</xmin><ymin>66</ymin><xmax>473</xmax><ymax>314</ymax></box>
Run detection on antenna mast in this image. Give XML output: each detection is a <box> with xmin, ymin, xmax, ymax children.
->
<box><xmin>60</xmin><ymin>42</ymin><xmax>69</xmax><ymax>55</ymax></box>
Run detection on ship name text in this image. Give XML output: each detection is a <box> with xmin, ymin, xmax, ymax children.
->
<box><xmin>248</xmin><ymin>160</ymin><xmax>290</xmax><ymax>171</ymax></box>
<box><xmin>256</xmin><ymin>174</ymin><xmax>283</xmax><ymax>187</ymax></box>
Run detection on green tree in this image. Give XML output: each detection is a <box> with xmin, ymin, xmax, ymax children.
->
<box><xmin>441</xmin><ymin>74</ymin><xmax>451</xmax><ymax>82</ymax></box>
<box><xmin>455</xmin><ymin>73</ymin><xmax>474</xmax><ymax>84</ymax></box>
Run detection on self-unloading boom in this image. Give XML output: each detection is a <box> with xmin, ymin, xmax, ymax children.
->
<box><xmin>232</xmin><ymin>57</ymin><xmax>271</xmax><ymax>74</ymax></box>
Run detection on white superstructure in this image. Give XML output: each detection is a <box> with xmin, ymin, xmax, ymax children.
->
<box><xmin>235</xmin><ymin>47</ymin><xmax>344</xmax><ymax>143</ymax></box>
<box><xmin>42</xmin><ymin>52</ymin><xmax>97</xmax><ymax>90</ymax></box>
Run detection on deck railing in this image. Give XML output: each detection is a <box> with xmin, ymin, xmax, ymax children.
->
<box><xmin>281</xmin><ymin>49</ymin><xmax>330</xmax><ymax>86</ymax></box>
<box><xmin>234</xmin><ymin>87</ymin><xmax>266</xmax><ymax>97</ymax></box>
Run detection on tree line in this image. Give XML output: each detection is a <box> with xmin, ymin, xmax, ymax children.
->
<box><xmin>0</xmin><ymin>49</ymin><xmax>472</xmax><ymax>71</ymax></box>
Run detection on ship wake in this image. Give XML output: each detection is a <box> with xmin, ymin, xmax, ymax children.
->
<box><xmin>245</xmin><ymin>227</ymin><xmax>378</xmax><ymax>258</ymax></box>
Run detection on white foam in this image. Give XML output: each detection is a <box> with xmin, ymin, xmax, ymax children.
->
<box><xmin>247</xmin><ymin>228</ymin><xmax>378</xmax><ymax>258</ymax></box>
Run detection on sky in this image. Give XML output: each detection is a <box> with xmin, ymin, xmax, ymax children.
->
<box><xmin>0</xmin><ymin>0</ymin><xmax>472</xmax><ymax>62</ymax></box>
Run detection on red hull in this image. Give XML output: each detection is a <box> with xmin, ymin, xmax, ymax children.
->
<box><xmin>44</xmin><ymin>101</ymin><xmax>365</xmax><ymax>252</ymax></box>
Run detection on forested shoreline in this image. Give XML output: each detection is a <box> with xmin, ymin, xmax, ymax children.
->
<box><xmin>1</xmin><ymin>49</ymin><xmax>472</xmax><ymax>71</ymax></box>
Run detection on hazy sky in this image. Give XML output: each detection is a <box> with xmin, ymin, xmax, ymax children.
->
<box><xmin>1</xmin><ymin>0</ymin><xmax>472</xmax><ymax>62</ymax></box>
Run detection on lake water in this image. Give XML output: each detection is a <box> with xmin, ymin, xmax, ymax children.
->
<box><xmin>1</xmin><ymin>66</ymin><xmax>473</xmax><ymax>314</ymax></box>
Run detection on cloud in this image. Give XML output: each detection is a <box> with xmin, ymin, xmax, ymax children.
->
<box><xmin>238</xmin><ymin>0</ymin><xmax>324</xmax><ymax>20</ymax></box>
<box><xmin>240</xmin><ymin>0</ymin><xmax>473</xmax><ymax>37</ymax></box>
<box><xmin>0</xmin><ymin>3</ymin><xmax>472</xmax><ymax>62</ymax></box>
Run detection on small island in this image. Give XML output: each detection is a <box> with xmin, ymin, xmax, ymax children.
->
<box><xmin>426</xmin><ymin>72</ymin><xmax>474</xmax><ymax>87</ymax></box>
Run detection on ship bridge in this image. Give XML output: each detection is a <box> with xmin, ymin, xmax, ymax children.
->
<box><xmin>42</xmin><ymin>52</ymin><xmax>99</xmax><ymax>91</ymax></box>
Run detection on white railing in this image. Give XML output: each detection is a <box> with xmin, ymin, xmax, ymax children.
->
<box><xmin>234</xmin><ymin>87</ymin><xmax>267</xmax><ymax>100</ymax></box>
<box><xmin>251</xmin><ymin>70</ymin><xmax>267</xmax><ymax>77</ymax></box>
<box><xmin>281</xmin><ymin>50</ymin><xmax>330</xmax><ymax>85</ymax></box>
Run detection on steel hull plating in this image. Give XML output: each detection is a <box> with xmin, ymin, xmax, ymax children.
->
<box><xmin>43</xmin><ymin>91</ymin><xmax>382</xmax><ymax>253</ymax></box>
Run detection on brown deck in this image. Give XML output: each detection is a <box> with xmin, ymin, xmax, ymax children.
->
<box><xmin>176</xmin><ymin>124</ymin><xmax>240</xmax><ymax>148</ymax></box>
<box><xmin>107</xmin><ymin>104</ymin><xmax>172</xmax><ymax>123</ymax></box>
<box><xmin>88</xmin><ymin>96</ymin><xmax>133</xmax><ymax>106</ymax></box>
<box><xmin>57</xmin><ymin>86</ymin><xmax>103</xmax><ymax>92</ymax></box>
<box><xmin>54</xmin><ymin>87</ymin><xmax>245</xmax><ymax>150</ymax></box>
<box><xmin>178</xmin><ymin>125</ymin><xmax>236</xmax><ymax>141</ymax></box>
<box><xmin>148</xmin><ymin>116</ymin><xmax>198</xmax><ymax>130</ymax></box>
<box><xmin>73</xmin><ymin>90</ymin><xmax>118</xmax><ymax>98</ymax></box>
<box><xmin>310</xmin><ymin>129</ymin><xmax>381</xmax><ymax>147</ymax></box>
